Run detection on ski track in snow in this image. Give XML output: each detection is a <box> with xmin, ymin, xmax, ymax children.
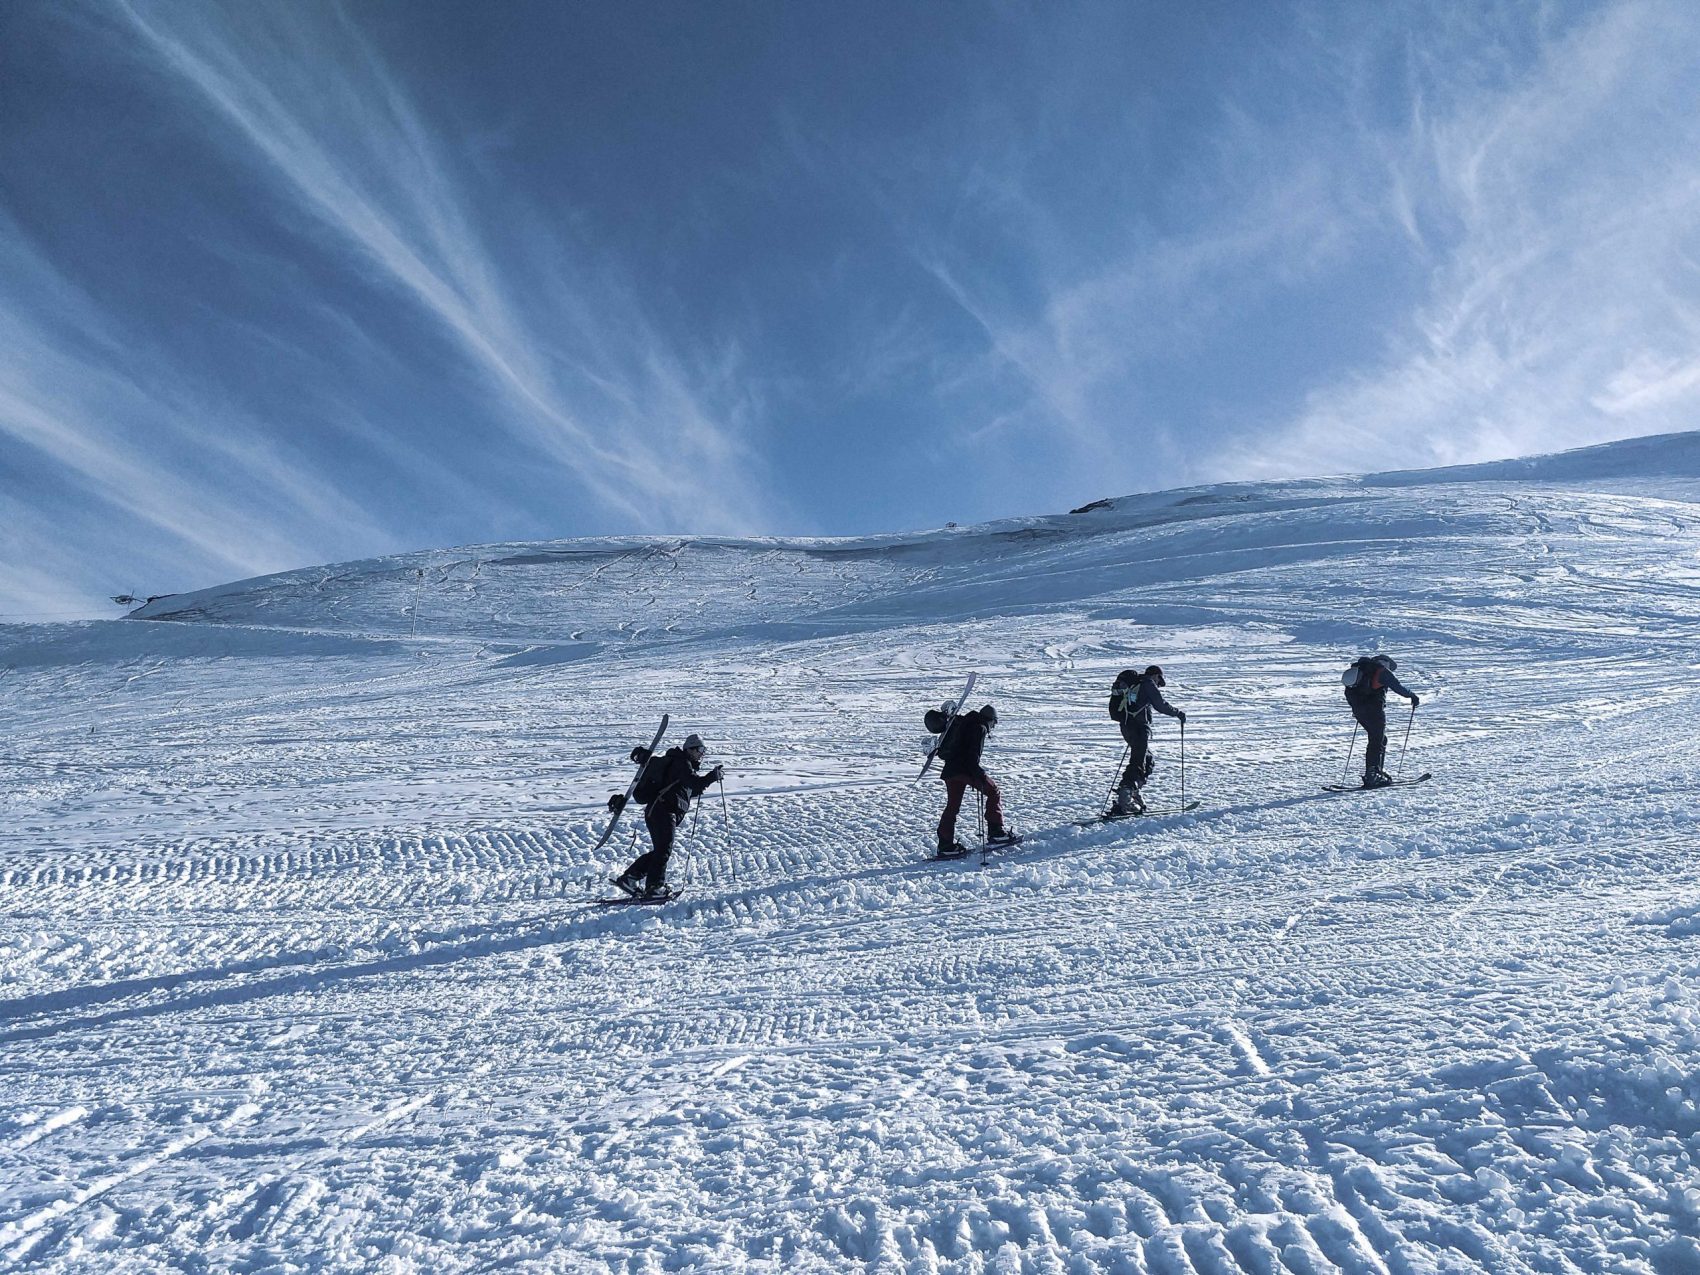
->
<box><xmin>4</xmin><ymin>470</ymin><xmax>1700</xmax><ymax>1270</ymax></box>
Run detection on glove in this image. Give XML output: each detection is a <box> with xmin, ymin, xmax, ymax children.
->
<box><xmin>607</xmin><ymin>792</ymin><xmax>627</xmax><ymax>813</ymax></box>
<box><xmin>1176</xmin><ymin>710</ymin><xmax>1187</xmax><ymax>725</ymax></box>
<box><xmin>708</xmin><ymin>765</ymin><xmax>724</xmax><ymax>783</ymax></box>
<box><xmin>629</xmin><ymin>746</ymin><xmax>651</xmax><ymax>765</ymax></box>
<box><xmin>1410</xmin><ymin>694</ymin><xmax>1421</xmax><ymax>708</ymax></box>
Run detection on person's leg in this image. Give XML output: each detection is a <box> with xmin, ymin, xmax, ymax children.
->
<box><xmin>627</xmin><ymin>807</ymin><xmax>675</xmax><ymax>892</ymax></box>
<box><xmin>1367</xmin><ymin>704</ymin><xmax>1389</xmax><ymax>777</ymax></box>
<box><xmin>1121</xmin><ymin>724</ymin><xmax>1151</xmax><ymax>789</ymax></box>
<box><xmin>937</xmin><ymin>776</ymin><xmax>968</xmax><ymax>847</ymax></box>
<box><xmin>1354</xmin><ymin>702</ymin><xmax>1388</xmax><ymax>779</ymax></box>
<box><xmin>971</xmin><ymin>771</ymin><xmax>1006</xmax><ymax>837</ymax></box>
<box><xmin>1115</xmin><ymin>724</ymin><xmax>1151</xmax><ymax>812</ymax></box>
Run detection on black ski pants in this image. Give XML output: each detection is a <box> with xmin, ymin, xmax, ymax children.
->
<box><xmin>1350</xmin><ymin>698</ymin><xmax>1388</xmax><ymax>777</ymax></box>
<box><xmin>1119</xmin><ymin>722</ymin><xmax>1156</xmax><ymax>790</ymax></box>
<box><xmin>938</xmin><ymin>770</ymin><xmax>1005</xmax><ymax>846</ymax></box>
<box><xmin>624</xmin><ymin>805</ymin><xmax>680</xmax><ymax>892</ymax></box>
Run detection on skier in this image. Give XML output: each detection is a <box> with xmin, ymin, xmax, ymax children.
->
<box><xmin>610</xmin><ymin>733</ymin><xmax>722</xmax><ymax>898</ymax></box>
<box><xmin>936</xmin><ymin>704</ymin><xmax>1018</xmax><ymax>856</ymax></box>
<box><xmin>1343</xmin><ymin>654</ymin><xmax>1419</xmax><ymax>788</ymax></box>
<box><xmin>1108</xmin><ymin>666</ymin><xmax>1186</xmax><ymax>816</ymax></box>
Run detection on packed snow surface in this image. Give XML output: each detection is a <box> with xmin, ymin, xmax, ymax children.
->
<box><xmin>5</xmin><ymin>433</ymin><xmax>1700</xmax><ymax>1272</ymax></box>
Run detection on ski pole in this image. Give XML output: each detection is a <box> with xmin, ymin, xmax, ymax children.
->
<box><xmin>1341</xmin><ymin>724</ymin><xmax>1358</xmax><ymax>787</ymax></box>
<box><xmin>1394</xmin><ymin>701</ymin><xmax>1416</xmax><ymax>779</ymax></box>
<box><xmin>1179</xmin><ymin>721</ymin><xmax>1186</xmax><ymax>812</ymax></box>
<box><xmin>718</xmin><ymin>773</ymin><xmax>729</xmax><ymax>823</ymax></box>
<box><xmin>1104</xmin><ymin>743</ymin><xmax>1129</xmax><ymax>814</ymax></box>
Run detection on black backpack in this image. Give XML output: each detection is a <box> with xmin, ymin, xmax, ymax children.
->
<box><xmin>936</xmin><ymin>716</ymin><xmax>967</xmax><ymax>763</ymax></box>
<box><xmin>632</xmin><ymin>750</ymin><xmax>671</xmax><ymax>803</ymax></box>
<box><xmin>1108</xmin><ymin>669</ymin><xmax>1138</xmax><ymax>719</ymax></box>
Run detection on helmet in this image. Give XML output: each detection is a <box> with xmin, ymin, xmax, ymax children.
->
<box><xmin>979</xmin><ymin>704</ymin><xmax>998</xmax><ymax>727</ymax></box>
<box><xmin>1114</xmin><ymin>668</ymin><xmax>1139</xmax><ymax>687</ymax></box>
<box><xmin>1144</xmin><ymin>664</ymin><xmax>1165</xmax><ymax>686</ymax></box>
<box><xmin>1371</xmin><ymin>655</ymin><xmax>1396</xmax><ymax>672</ymax></box>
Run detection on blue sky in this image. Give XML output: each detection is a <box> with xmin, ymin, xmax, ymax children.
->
<box><xmin>4</xmin><ymin>0</ymin><xmax>1699</xmax><ymax>617</ymax></box>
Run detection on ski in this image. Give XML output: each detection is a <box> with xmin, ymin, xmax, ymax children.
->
<box><xmin>1073</xmin><ymin>800</ymin><xmax>1200</xmax><ymax>827</ymax></box>
<box><xmin>596</xmin><ymin>886</ymin><xmax>682</xmax><ymax>907</ymax></box>
<box><xmin>1322</xmin><ymin>771</ymin><xmax>1433</xmax><ymax>793</ymax></box>
<box><xmin>590</xmin><ymin>715</ymin><xmax>669</xmax><ymax>851</ymax></box>
<box><xmin>915</xmin><ymin>672</ymin><xmax>977</xmax><ymax>783</ymax></box>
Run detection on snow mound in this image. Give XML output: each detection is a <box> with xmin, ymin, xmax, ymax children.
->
<box><xmin>5</xmin><ymin>430</ymin><xmax>1700</xmax><ymax>1271</ymax></box>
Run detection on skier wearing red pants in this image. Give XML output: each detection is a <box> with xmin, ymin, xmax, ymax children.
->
<box><xmin>935</xmin><ymin>704</ymin><xmax>1019</xmax><ymax>857</ymax></box>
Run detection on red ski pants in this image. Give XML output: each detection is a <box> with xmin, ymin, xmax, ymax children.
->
<box><xmin>938</xmin><ymin>771</ymin><xmax>1004</xmax><ymax>845</ymax></box>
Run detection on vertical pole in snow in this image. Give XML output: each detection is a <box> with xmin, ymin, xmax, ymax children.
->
<box><xmin>1105</xmin><ymin>743</ymin><xmax>1128</xmax><ymax>815</ymax></box>
<box><xmin>1394</xmin><ymin>702</ymin><xmax>1417</xmax><ymax>779</ymax></box>
<box><xmin>1341</xmin><ymin>724</ymin><xmax>1359</xmax><ymax>787</ymax></box>
<box><xmin>1179</xmin><ymin>721</ymin><xmax>1186</xmax><ymax>812</ymax></box>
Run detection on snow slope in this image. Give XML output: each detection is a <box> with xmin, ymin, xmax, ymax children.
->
<box><xmin>4</xmin><ymin>431</ymin><xmax>1700</xmax><ymax>1271</ymax></box>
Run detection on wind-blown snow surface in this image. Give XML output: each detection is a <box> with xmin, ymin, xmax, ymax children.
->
<box><xmin>5</xmin><ymin>433</ymin><xmax>1700</xmax><ymax>1272</ymax></box>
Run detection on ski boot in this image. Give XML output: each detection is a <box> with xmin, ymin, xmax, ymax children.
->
<box><xmin>984</xmin><ymin>829</ymin><xmax>1022</xmax><ymax>848</ymax></box>
<box><xmin>935</xmin><ymin>840</ymin><xmax>971</xmax><ymax>860</ymax></box>
<box><xmin>1362</xmin><ymin>771</ymin><xmax>1392</xmax><ymax>789</ymax></box>
<box><xmin>1112</xmin><ymin>784</ymin><xmax>1145</xmax><ymax>817</ymax></box>
<box><xmin>610</xmin><ymin>872</ymin><xmax>643</xmax><ymax>897</ymax></box>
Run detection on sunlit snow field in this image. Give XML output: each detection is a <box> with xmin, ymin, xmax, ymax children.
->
<box><xmin>4</xmin><ymin>436</ymin><xmax>1700</xmax><ymax>1272</ymax></box>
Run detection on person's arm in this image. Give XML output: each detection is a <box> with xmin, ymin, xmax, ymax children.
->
<box><xmin>691</xmin><ymin>765</ymin><xmax>723</xmax><ymax>795</ymax></box>
<box><xmin>1139</xmin><ymin>682</ymin><xmax>1180</xmax><ymax>719</ymax></box>
<box><xmin>1382</xmin><ymin>668</ymin><xmax>1417</xmax><ymax>702</ymax></box>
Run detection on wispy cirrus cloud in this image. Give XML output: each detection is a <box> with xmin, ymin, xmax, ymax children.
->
<box><xmin>109</xmin><ymin>0</ymin><xmax>775</xmax><ymax>533</ymax></box>
<box><xmin>0</xmin><ymin>219</ymin><xmax>396</xmax><ymax>615</ymax></box>
<box><xmin>0</xmin><ymin>1</ymin><xmax>781</xmax><ymax>614</ymax></box>
<box><xmin>1203</xmin><ymin>0</ymin><xmax>1700</xmax><ymax>479</ymax></box>
<box><xmin>830</xmin><ymin>1</ymin><xmax>1700</xmax><ymax>503</ymax></box>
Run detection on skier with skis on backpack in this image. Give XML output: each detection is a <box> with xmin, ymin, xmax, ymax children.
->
<box><xmin>1343</xmin><ymin>655</ymin><xmax>1420</xmax><ymax>788</ymax></box>
<box><xmin>935</xmin><ymin>704</ymin><xmax>1018</xmax><ymax>857</ymax></box>
<box><xmin>610</xmin><ymin>732</ymin><xmax>723</xmax><ymax>899</ymax></box>
<box><xmin>1108</xmin><ymin>666</ymin><xmax>1186</xmax><ymax>816</ymax></box>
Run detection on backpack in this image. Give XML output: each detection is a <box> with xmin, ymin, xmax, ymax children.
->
<box><xmin>1342</xmin><ymin>657</ymin><xmax>1379</xmax><ymax>692</ymax></box>
<box><xmin>936</xmin><ymin>716</ymin><xmax>967</xmax><ymax>763</ymax></box>
<box><xmin>1108</xmin><ymin>670</ymin><xmax>1138</xmax><ymax>719</ymax></box>
<box><xmin>632</xmin><ymin>750</ymin><xmax>671</xmax><ymax>803</ymax></box>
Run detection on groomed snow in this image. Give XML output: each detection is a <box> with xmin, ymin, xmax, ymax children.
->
<box><xmin>4</xmin><ymin>432</ymin><xmax>1700</xmax><ymax>1271</ymax></box>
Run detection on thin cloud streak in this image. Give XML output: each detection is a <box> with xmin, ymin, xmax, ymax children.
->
<box><xmin>1242</xmin><ymin>0</ymin><xmax>1700</xmax><ymax>478</ymax></box>
<box><xmin>113</xmin><ymin>0</ymin><xmax>776</xmax><ymax>537</ymax></box>
<box><xmin>0</xmin><ymin>222</ymin><xmax>394</xmax><ymax>608</ymax></box>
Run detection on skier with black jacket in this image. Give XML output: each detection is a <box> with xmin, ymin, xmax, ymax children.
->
<box><xmin>1108</xmin><ymin>666</ymin><xmax>1186</xmax><ymax>816</ymax></box>
<box><xmin>1343</xmin><ymin>655</ymin><xmax>1419</xmax><ymax>788</ymax></box>
<box><xmin>936</xmin><ymin>705</ymin><xmax>1018</xmax><ymax>856</ymax></box>
<box><xmin>611</xmin><ymin>733</ymin><xmax>722</xmax><ymax>898</ymax></box>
